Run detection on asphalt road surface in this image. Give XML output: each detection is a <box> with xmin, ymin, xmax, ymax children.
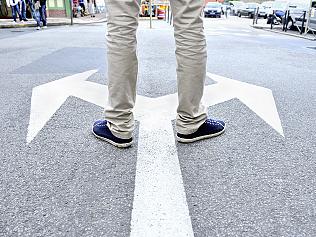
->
<box><xmin>0</xmin><ymin>17</ymin><xmax>315</xmax><ymax>236</ymax></box>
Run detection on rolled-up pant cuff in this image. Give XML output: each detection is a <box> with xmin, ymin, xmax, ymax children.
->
<box><xmin>107</xmin><ymin>121</ymin><xmax>133</xmax><ymax>139</ymax></box>
<box><xmin>176</xmin><ymin>114</ymin><xmax>207</xmax><ymax>135</ymax></box>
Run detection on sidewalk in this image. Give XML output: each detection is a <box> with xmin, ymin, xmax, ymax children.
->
<box><xmin>251</xmin><ymin>18</ymin><xmax>316</xmax><ymax>41</ymax></box>
<box><xmin>0</xmin><ymin>13</ymin><xmax>106</xmax><ymax>29</ymax></box>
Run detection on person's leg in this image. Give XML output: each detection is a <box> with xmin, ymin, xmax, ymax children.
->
<box><xmin>18</xmin><ymin>5</ymin><xmax>23</xmax><ymax>21</ymax></box>
<box><xmin>34</xmin><ymin>9</ymin><xmax>41</xmax><ymax>27</ymax></box>
<box><xmin>29</xmin><ymin>0</ymin><xmax>38</xmax><ymax>23</ymax></box>
<box><xmin>170</xmin><ymin>0</ymin><xmax>207</xmax><ymax>135</ymax></box>
<box><xmin>80</xmin><ymin>3</ymin><xmax>85</xmax><ymax>13</ymax></box>
<box><xmin>88</xmin><ymin>2</ymin><xmax>94</xmax><ymax>16</ymax></box>
<box><xmin>14</xmin><ymin>4</ymin><xmax>22</xmax><ymax>21</ymax></box>
<box><xmin>103</xmin><ymin>0</ymin><xmax>140</xmax><ymax>139</ymax></box>
<box><xmin>79</xmin><ymin>3</ymin><xmax>84</xmax><ymax>16</ymax></box>
<box><xmin>40</xmin><ymin>4</ymin><xmax>47</xmax><ymax>26</ymax></box>
<box><xmin>28</xmin><ymin>0</ymin><xmax>38</xmax><ymax>24</ymax></box>
<box><xmin>87</xmin><ymin>2</ymin><xmax>90</xmax><ymax>14</ymax></box>
<box><xmin>91</xmin><ymin>1</ymin><xmax>95</xmax><ymax>16</ymax></box>
<box><xmin>27</xmin><ymin>0</ymin><xmax>34</xmax><ymax>15</ymax></box>
<box><xmin>11</xmin><ymin>6</ymin><xmax>17</xmax><ymax>22</ymax></box>
<box><xmin>21</xmin><ymin>0</ymin><xmax>27</xmax><ymax>20</ymax></box>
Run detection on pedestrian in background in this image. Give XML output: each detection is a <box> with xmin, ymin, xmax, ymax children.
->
<box><xmin>20</xmin><ymin>0</ymin><xmax>28</xmax><ymax>21</ymax></box>
<box><xmin>39</xmin><ymin>0</ymin><xmax>47</xmax><ymax>28</ymax></box>
<box><xmin>92</xmin><ymin>0</ymin><xmax>226</xmax><ymax>148</ymax></box>
<box><xmin>72</xmin><ymin>0</ymin><xmax>78</xmax><ymax>17</ymax></box>
<box><xmin>87</xmin><ymin>0</ymin><xmax>95</xmax><ymax>17</ymax></box>
<box><xmin>25</xmin><ymin>0</ymin><xmax>36</xmax><ymax>21</ymax></box>
<box><xmin>6</xmin><ymin>0</ymin><xmax>23</xmax><ymax>23</ymax></box>
<box><xmin>93</xmin><ymin>0</ymin><xmax>97</xmax><ymax>13</ymax></box>
<box><xmin>78</xmin><ymin>0</ymin><xmax>85</xmax><ymax>16</ymax></box>
<box><xmin>32</xmin><ymin>0</ymin><xmax>41</xmax><ymax>30</ymax></box>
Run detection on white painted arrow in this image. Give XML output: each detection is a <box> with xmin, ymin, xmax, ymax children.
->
<box><xmin>28</xmin><ymin>70</ymin><xmax>101</xmax><ymax>143</ymax></box>
<box><xmin>27</xmin><ymin>70</ymin><xmax>284</xmax><ymax>143</ymax></box>
<box><xmin>27</xmin><ymin>70</ymin><xmax>284</xmax><ymax>237</ymax></box>
<box><xmin>205</xmin><ymin>72</ymin><xmax>284</xmax><ymax>137</ymax></box>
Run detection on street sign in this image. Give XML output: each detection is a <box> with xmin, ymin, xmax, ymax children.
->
<box><xmin>27</xmin><ymin>70</ymin><xmax>284</xmax><ymax>236</ymax></box>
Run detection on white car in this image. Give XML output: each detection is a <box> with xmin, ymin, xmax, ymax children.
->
<box><xmin>311</xmin><ymin>2</ymin><xmax>316</xmax><ymax>31</ymax></box>
<box><xmin>229</xmin><ymin>1</ymin><xmax>245</xmax><ymax>15</ymax></box>
<box><xmin>288</xmin><ymin>0</ymin><xmax>316</xmax><ymax>32</ymax></box>
<box><xmin>259</xmin><ymin>1</ymin><xmax>273</xmax><ymax>18</ymax></box>
<box><xmin>204</xmin><ymin>2</ymin><xmax>223</xmax><ymax>18</ymax></box>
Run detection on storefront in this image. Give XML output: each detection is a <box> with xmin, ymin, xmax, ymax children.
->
<box><xmin>140</xmin><ymin>0</ymin><xmax>169</xmax><ymax>17</ymax></box>
<box><xmin>47</xmin><ymin>0</ymin><xmax>71</xmax><ymax>17</ymax></box>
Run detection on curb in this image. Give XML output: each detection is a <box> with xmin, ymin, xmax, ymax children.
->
<box><xmin>251</xmin><ymin>25</ymin><xmax>316</xmax><ymax>41</ymax></box>
<box><xmin>0</xmin><ymin>18</ymin><xmax>106</xmax><ymax>29</ymax></box>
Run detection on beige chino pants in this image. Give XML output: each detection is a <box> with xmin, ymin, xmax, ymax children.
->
<box><xmin>105</xmin><ymin>0</ymin><xmax>207</xmax><ymax>139</ymax></box>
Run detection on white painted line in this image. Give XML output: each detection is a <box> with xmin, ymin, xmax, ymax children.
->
<box><xmin>130</xmin><ymin>119</ymin><xmax>194</xmax><ymax>237</ymax></box>
<box><xmin>206</xmin><ymin>73</ymin><xmax>284</xmax><ymax>137</ymax></box>
<box><xmin>27</xmin><ymin>70</ymin><xmax>99</xmax><ymax>143</ymax></box>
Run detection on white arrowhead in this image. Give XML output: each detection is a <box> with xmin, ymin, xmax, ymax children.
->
<box><xmin>206</xmin><ymin>72</ymin><xmax>284</xmax><ymax>137</ymax></box>
<box><xmin>27</xmin><ymin>70</ymin><xmax>284</xmax><ymax>144</ymax></box>
<box><xmin>27</xmin><ymin>70</ymin><xmax>100</xmax><ymax>144</ymax></box>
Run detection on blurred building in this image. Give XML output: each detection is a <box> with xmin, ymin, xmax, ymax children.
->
<box><xmin>46</xmin><ymin>0</ymin><xmax>71</xmax><ymax>17</ymax></box>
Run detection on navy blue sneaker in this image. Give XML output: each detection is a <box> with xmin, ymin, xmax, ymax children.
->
<box><xmin>92</xmin><ymin>120</ymin><xmax>133</xmax><ymax>148</ymax></box>
<box><xmin>176</xmin><ymin>119</ymin><xmax>226</xmax><ymax>143</ymax></box>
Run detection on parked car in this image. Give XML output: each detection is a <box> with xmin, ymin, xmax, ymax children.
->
<box><xmin>237</xmin><ymin>2</ymin><xmax>259</xmax><ymax>18</ymax></box>
<box><xmin>267</xmin><ymin>0</ymin><xmax>315</xmax><ymax>28</ymax></box>
<box><xmin>289</xmin><ymin>0</ymin><xmax>316</xmax><ymax>31</ymax></box>
<box><xmin>229</xmin><ymin>1</ymin><xmax>245</xmax><ymax>15</ymax></box>
<box><xmin>258</xmin><ymin>1</ymin><xmax>273</xmax><ymax>18</ymax></box>
<box><xmin>285</xmin><ymin>1</ymin><xmax>310</xmax><ymax>29</ymax></box>
<box><xmin>204</xmin><ymin>2</ymin><xmax>222</xmax><ymax>18</ymax></box>
<box><xmin>310</xmin><ymin>1</ymin><xmax>316</xmax><ymax>30</ymax></box>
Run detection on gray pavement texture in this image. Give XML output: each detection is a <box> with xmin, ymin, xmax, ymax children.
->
<box><xmin>0</xmin><ymin>17</ymin><xmax>316</xmax><ymax>236</ymax></box>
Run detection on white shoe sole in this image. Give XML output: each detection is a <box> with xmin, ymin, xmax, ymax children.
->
<box><xmin>92</xmin><ymin>130</ymin><xmax>133</xmax><ymax>148</ymax></box>
<box><xmin>176</xmin><ymin>126</ymin><xmax>226</xmax><ymax>143</ymax></box>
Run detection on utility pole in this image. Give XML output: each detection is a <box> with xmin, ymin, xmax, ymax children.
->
<box><xmin>69</xmin><ymin>0</ymin><xmax>73</xmax><ymax>25</ymax></box>
<box><xmin>305</xmin><ymin>0</ymin><xmax>313</xmax><ymax>34</ymax></box>
<box><xmin>149</xmin><ymin>0</ymin><xmax>152</xmax><ymax>29</ymax></box>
